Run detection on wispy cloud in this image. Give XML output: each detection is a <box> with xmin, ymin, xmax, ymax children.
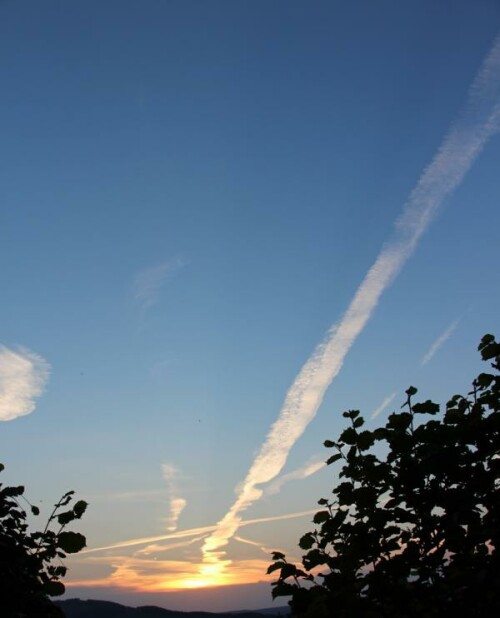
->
<box><xmin>72</xmin><ymin>509</ymin><xmax>316</xmax><ymax>591</ymax></box>
<box><xmin>0</xmin><ymin>346</ymin><xmax>50</xmax><ymax>421</ymax></box>
<box><xmin>371</xmin><ymin>392</ymin><xmax>397</xmax><ymax>420</ymax></box>
<box><xmin>421</xmin><ymin>319</ymin><xmax>460</xmax><ymax>366</ymax></box>
<box><xmin>81</xmin><ymin>524</ymin><xmax>217</xmax><ymax>555</ymax></box>
<box><xmin>233</xmin><ymin>535</ymin><xmax>277</xmax><ymax>558</ymax></box>
<box><xmin>135</xmin><ymin>535</ymin><xmax>206</xmax><ymax>556</ymax></box>
<box><xmin>133</xmin><ymin>257</ymin><xmax>186</xmax><ymax>313</ymax></box>
<box><xmin>81</xmin><ymin>508</ymin><xmax>316</xmax><ymax>555</ymax></box>
<box><xmin>66</xmin><ymin>554</ymin><xmax>274</xmax><ymax>591</ymax></box>
<box><xmin>200</xmin><ymin>34</ymin><xmax>500</xmax><ymax>572</ymax></box>
<box><xmin>263</xmin><ymin>456</ymin><xmax>326</xmax><ymax>497</ymax></box>
<box><xmin>162</xmin><ymin>463</ymin><xmax>187</xmax><ymax>532</ymax></box>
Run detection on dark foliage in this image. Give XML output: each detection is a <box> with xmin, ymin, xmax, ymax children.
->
<box><xmin>0</xmin><ymin>468</ymin><xmax>88</xmax><ymax>617</ymax></box>
<box><xmin>268</xmin><ymin>334</ymin><xmax>500</xmax><ymax>617</ymax></box>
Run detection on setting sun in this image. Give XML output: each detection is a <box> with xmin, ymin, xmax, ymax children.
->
<box><xmin>2</xmin><ymin>0</ymin><xmax>500</xmax><ymax>615</ymax></box>
<box><xmin>176</xmin><ymin>577</ymin><xmax>222</xmax><ymax>590</ymax></box>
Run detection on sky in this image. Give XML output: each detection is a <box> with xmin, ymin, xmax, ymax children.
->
<box><xmin>1</xmin><ymin>0</ymin><xmax>500</xmax><ymax>612</ymax></box>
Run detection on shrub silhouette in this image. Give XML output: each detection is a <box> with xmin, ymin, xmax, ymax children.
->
<box><xmin>268</xmin><ymin>334</ymin><xmax>500</xmax><ymax>617</ymax></box>
<box><xmin>0</xmin><ymin>469</ymin><xmax>87</xmax><ymax>617</ymax></box>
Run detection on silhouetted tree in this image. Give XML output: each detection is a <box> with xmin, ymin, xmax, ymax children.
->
<box><xmin>0</xmin><ymin>467</ymin><xmax>87</xmax><ymax>617</ymax></box>
<box><xmin>268</xmin><ymin>334</ymin><xmax>500</xmax><ymax>617</ymax></box>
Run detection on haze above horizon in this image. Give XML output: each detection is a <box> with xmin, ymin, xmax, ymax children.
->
<box><xmin>1</xmin><ymin>0</ymin><xmax>499</xmax><ymax>612</ymax></box>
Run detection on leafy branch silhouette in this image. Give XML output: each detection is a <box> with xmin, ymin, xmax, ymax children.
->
<box><xmin>0</xmin><ymin>467</ymin><xmax>88</xmax><ymax>617</ymax></box>
<box><xmin>268</xmin><ymin>334</ymin><xmax>500</xmax><ymax>617</ymax></box>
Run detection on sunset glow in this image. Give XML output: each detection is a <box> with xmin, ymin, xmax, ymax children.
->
<box><xmin>2</xmin><ymin>1</ymin><xmax>500</xmax><ymax>613</ymax></box>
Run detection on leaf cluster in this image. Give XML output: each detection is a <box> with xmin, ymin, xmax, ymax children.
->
<box><xmin>0</xmin><ymin>466</ymin><xmax>88</xmax><ymax>617</ymax></box>
<box><xmin>268</xmin><ymin>334</ymin><xmax>500</xmax><ymax>617</ymax></box>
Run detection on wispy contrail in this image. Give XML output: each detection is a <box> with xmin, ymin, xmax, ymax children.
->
<box><xmin>133</xmin><ymin>257</ymin><xmax>186</xmax><ymax>314</ymax></box>
<box><xmin>135</xmin><ymin>535</ymin><xmax>206</xmax><ymax>556</ymax></box>
<box><xmin>81</xmin><ymin>508</ymin><xmax>316</xmax><ymax>554</ymax></box>
<box><xmin>201</xmin><ymin>33</ymin><xmax>500</xmax><ymax>568</ymax></box>
<box><xmin>421</xmin><ymin>319</ymin><xmax>460</xmax><ymax>366</ymax></box>
<box><xmin>371</xmin><ymin>392</ymin><xmax>397</xmax><ymax>420</ymax></box>
<box><xmin>263</xmin><ymin>456</ymin><xmax>326</xmax><ymax>497</ymax></box>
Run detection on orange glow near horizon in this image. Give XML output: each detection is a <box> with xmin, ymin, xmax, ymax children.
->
<box><xmin>67</xmin><ymin>509</ymin><xmax>312</xmax><ymax>594</ymax></box>
<box><xmin>66</xmin><ymin>555</ymin><xmax>278</xmax><ymax>593</ymax></box>
<box><xmin>166</xmin><ymin>574</ymin><xmax>229</xmax><ymax>590</ymax></box>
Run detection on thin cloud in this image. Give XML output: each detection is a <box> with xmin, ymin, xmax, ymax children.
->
<box><xmin>81</xmin><ymin>508</ymin><xmax>316</xmax><ymax>555</ymax></box>
<box><xmin>81</xmin><ymin>524</ymin><xmax>217</xmax><ymax>555</ymax></box>
<box><xmin>200</xmin><ymin>33</ymin><xmax>500</xmax><ymax>571</ymax></box>
<box><xmin>421</xmin><ymin>319</ymin><xmax>460</xmax><ymax>366</ymax></box>
<box><xmin>264</xmin><ymin>456</ymin><xmax>326</xmax><ymax>497</ymax></box>
<box><xmin>133</xmin><ymin>257</ymin><xmax>186</xmax><ymax>313</ymax></box>
<box><xmin>233</xmin><ymin>535</ymin><xmax>265</xmax><ymax>549</ymax></box>
<box><xmin>162</xmin><ymin>463</ymin><xmax>187</xmax><ymax>532</ymax></box>
<box><xmin>234</xmin><ymin>535</ymin><xmax>276</xmax><ymax>558</ymax></box>
<box><xmin>371</xmin><ymin>392</ymin><xmax>397</xmax><ymax>420</ymax></box>
<box><xmin>0</xmin><ymin>346</ymin><xmax>50</xmax><ymax>421</ymax></box>
<box><xmin>66</xmin><ymin>555</ymin><xmax>274</xmax><ymax>591</ymax></box>
<box><xmin>135</xmin><ymin>535</ymin><xmax>206</xmax><ymax>556</ymax></box>
<box><xmin>166</xmin><ymin>498</ymin><xmax>187</xmax><ymax>531</ymax></box>
<box><xmin>72</xmin><ymin>510</ymin><xmax>316</xmax><ymax>592</ymax></box>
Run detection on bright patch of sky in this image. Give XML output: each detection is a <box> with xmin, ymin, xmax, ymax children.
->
<box><xmin>1</xmin><ymin>0</ymin><xmax>499</xmax><ymax>612</ymax></box>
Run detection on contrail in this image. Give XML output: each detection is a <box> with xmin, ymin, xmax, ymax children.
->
<box><xmin>133</xmin><ymin>257</ymin><xmax>186</xmax><ymax>313</ymax></box>
<box><xmin>201</xmin><ymin>33</ymin><xmax>500</xmax><ymax>567</ymax></box>
<box><xmin>80</xmin><ymin>508</ymin><xmax>316</xmax><ymax>554</ymax></box>
<box><xmin>421</xmin><ymin>319</ymin><xmax>460</xmax><ymax>366</ymax></box>
<box><xmin>371</xmin><ymin>392</ymin><xmax>397</xmax><ymax>420</ymax></box>
<box><xmin>263</xmin><ymin>456</ymin><xmax>326</xmax><ymax>497</ymax></box>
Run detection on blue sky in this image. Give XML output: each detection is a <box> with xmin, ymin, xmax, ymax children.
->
<box><xmin>1</xmin><ymin>0</ymin><xmax>500</xmax><ymax>612</ymax></box>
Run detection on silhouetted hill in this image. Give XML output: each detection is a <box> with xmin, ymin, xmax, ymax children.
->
<box><xmin>56</xmin><ymin>599</ymin><xmax>289</xmax><ymax>618</ymax></box>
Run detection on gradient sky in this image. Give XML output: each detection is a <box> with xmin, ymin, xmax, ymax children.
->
<box><xmin>1</xmin><ymin>0</ymin><xmax>500</xmax><ymax>612</ymax></box>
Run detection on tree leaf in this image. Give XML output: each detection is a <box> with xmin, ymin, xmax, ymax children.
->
<box><xmin>267</xmin><ymin>561</ymin><xmax>285</xmax><ymax>575</ymax></box>
<box><xmin>1</xmin><ymin>485</ymin><xmax>24</xmax><ymax>497</ymax></box>
<box><xmin>299</xmin><ymin>532</ymin><xmax>316</xmax><ymax>550</ymax></box>
<box><xmin>44</xmin><ymin>580</ymin><xmax>65</xmax><ymax>597</ymax></box>
<box><xmin>57</xmin><ymin>531</ymin><xmax>86</xmax><ymax>554</ymax></box>
<box><xmin>339</xmin><ymin>427</ymin><xmax>357</xmax><ymax>445</ymax></box>
<box><xmin>73</xmin><ymin>500</ymin><xmax>88</xmax><ymax>518</ymax></box>
<box><xmin>57</xmin><ymin>509</ymin><xmax>76</xmax><ymax>526</ymax></box>
<box><xmin>326</xmin><ymin>453</ymin><xmax>342</xmax><ymax>465</ymax></box>
<box><xmin>412</xmin><ymin>400</ymin><xmax>439</xmax><ymax>415</ymax></box>
<box><xmin>313</xmin><ymin>510</ymin><xmax>330</xmax><ymax>524</ymax></box>
<box><xmin>271</xmin><ymin>581</ymin><xmax>297</xmax><ymax>599</ymax></box>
